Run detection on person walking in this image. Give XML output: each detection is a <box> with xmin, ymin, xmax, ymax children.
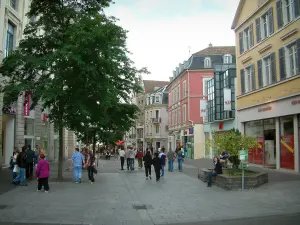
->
<box><xmin>136</xmin><ymin>149</ymin><xmax>143</xmax><ymax>169</ymax></box>
<box><xmin>26</xmin><ymin>145</ymin><xmax>35</xmax><ymax>180</ymax></box>
<box><xmin>167</xmin><ymin>148</ymin><xmax>175</xmax><ymax>172</ymax></box>
<box><xmin>86</xmin><ymin>151</ymin><xmax>96</xmax><ymax>184</ymax></box>
<box><xmin>177</xmin><ymin>147</ymin><xmax>184</xmax><ymax>172</ymax></box>
<box><xmin>36</xmin><ymin>153</ymin><xmax>50</xmax><ymax>193</ymax></box>
<box><xmin>119</xmin><ymin>148</ymin><xmax>125</xmax><ymax>170</ymax></box>
<box><xmin>160</xmin><ymin>148</ymin><xmax>166</xmax><ymax>177</ymax></box>
<box><xmin>11</xmin><ymin>147</ymin><xmax>20</xmax><ymax>184</ymax></box>
<box><xmin>125</xmin><ymin>148</ymin><xmax>130</xmax><ymax>170</ymax></box>
<box><xmin>152</xmin><ymin>152</ymin><xmax>161</xmax><ymax>182</ymax></box>
<box><xmin>72</xmin><ymin>148</ymin><xmax>85</xmax><ymax>183</ymax></box>
<box><xmin>128</xmin><ymin>147</ymin><xmax>136</xmax><ymax>171</ymax></box>
<box><xmin>15</xmin><ymin>146</ymin><xmax>28</xmax><ymax>186</ymax></box>
<box><xmin>143</xmin><ymin>151</ymin><xmax>152</xmax><ymax>180</ymax></box>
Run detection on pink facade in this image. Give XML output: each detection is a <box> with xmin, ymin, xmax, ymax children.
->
<box><xmin>167</xmin><ymin>71</ymin><xmax>214</xmax><ymax>129</ymax></box>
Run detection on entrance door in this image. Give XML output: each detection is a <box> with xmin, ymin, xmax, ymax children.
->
<box><xmin>3</xmin><ymin>115</ymin><xmax>15</xmax><ymax>165</ymax></box>
<box><xmin>264</xmin><ymin>129</ymin><xmax>276</xmax><ymax>168</ymax></box>
<box><xmin>156</xmin><ymin>142</ymin><xmax>160</xmax><ymax>150</ymax></box>
<box><xmin>24</xmin><ymin>137</ymin><xmax>34</xmax><ymax>148</ymax></box>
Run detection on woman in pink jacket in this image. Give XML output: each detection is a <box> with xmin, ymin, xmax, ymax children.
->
<box><xmin>35</xmin><ymin>153</ymin><xmax>50</xmax><ymax>193</ymax></box>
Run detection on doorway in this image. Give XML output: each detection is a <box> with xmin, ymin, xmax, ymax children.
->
<box><xmin>24</xmin><ymin>137</ymin><xmax>34</xmax><ymax>148</ymax></box>
<box><xmin>156</xmin><ymin>142</ymin><xmax>160</xmax><ymax>150</ymax></box>
<box><xmin>264</xmin><ymin>129</ymin><xmax>276</xmax><ymax>168</ymax></box>
<box><xmin>2</xmin><ymin>114</ymin><xmax>15</xmax><ymax>165</ymax></box>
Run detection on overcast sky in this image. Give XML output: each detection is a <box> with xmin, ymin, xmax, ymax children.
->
<box><xmin>106</xmin><ymin>0</ymin><xmax>240</xmax><ymax>81</ymax></box>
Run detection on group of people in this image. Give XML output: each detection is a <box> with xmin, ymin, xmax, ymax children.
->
<box><xmin>10</xmin><ymin>145</ymin><xmax>50</xmax><ymax>192</ymax></box>
<box><xmin>118</xmin><ymin>146</ymin><xmax>185</xmax><ymax>182</ymax></box>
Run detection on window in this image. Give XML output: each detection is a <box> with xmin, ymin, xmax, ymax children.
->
<box><xmin>279</xmin><ymin>40</ymin><xmax>299</xmax><ymax>80</ymax></box>
<box><xmin>24</xmin><ymin>118</ymin><xmax>34</xmax><ymax>136</ymax></box>
<box><xmin>239</xmin><ymin>24</ymin><xmax>254</xmax><ymax>54</ymax></box>
<box><xmin>5</xmin><ymin>23</ymin><xmax>15</xmax><ymax>57</ymax></box>
<box><xmin>240</xmin><ymin>65</ymin><xmax>255</xmax><ymax>94</ymax></box>
<box><xmin>183</xmin><ymin>80</ymin><xmax>187</xmax><ymax>97</ymax></box>
<box><xmin>155</xmin><ymin>125</ymin><xmax>159</xmax><ymax>134</ymax></box>
<box><xmin>203</xmin><ymin>78</ymin><xmax>211</xmax><ymax>96</ymax></box>
<box><xmin>258</xmin><ymin>53</ymin><xmax>276</xmax><ymax>87</ymax></box>
<box><xmin>256</xmin><ymin>8</ymin><xmax>274</xmax><ymax>43</ymax></box>
<box><xmin>10</xmin><ymin>0</ymin><xmax>17</xmax><ymax>10</ymax></box>
<box><xmin>155</xmin><ymin>96</ymin><xmax>160</xmax><ymax>103</ymax></box>
<box><xmin>223</xmin><ymin>54</ymin><xmax>232</xmax><ymax>64</ymax></box>
<box><xmin>183</xmin><ymin>105</ymin><xmax>186</xmax><ymax>124</ymax></box>
<box><xmin>177</xmin><ymin>86</ymin><xmax>180</xmax><ymax>101</ymax></box>
<box><xmin>277</xmin><ymin>0</ymin><xmax>299</xmax><ymax>29</ymax></box>
<box><xmin>177</xmin><ymin>107</ymin><xmax>180</xmax><ymax>125</ymax></box>
<box><xmin>204</xmin><ymin>57</ymin><xmax>211</xmax><ymax>68</ymax></box>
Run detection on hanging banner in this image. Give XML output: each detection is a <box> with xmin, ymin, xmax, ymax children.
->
<box><xmin>224</xmin><ymin>88</ymin><xmax>232</xmax><ymax>111</ymax></box>
<box><xmin>24</xmin><ymin>92</ymin><xmax>31</xmax><ymax>116</ymax></box>
<box><xmin>200</xmin><ymin>99</ymin><xmax>207</xmax><ymax>117</ymax></box>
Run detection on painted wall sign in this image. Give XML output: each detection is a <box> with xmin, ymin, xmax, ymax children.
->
<box><xmin>291</xmin><ymin>100</ymin><xmax>300</xmax><ymax>105</ymax></box>
<box><xmin>258</xmin><ymin>106</ymin><xmax>272</xmax><ymax>112</ymax></box>
<box><xmin>224</xmin><ymin>88</ymin><xmax>232</xmax><ymax>111</ymax></box>
<box><xmin>200</xmin><ymin>99</ymin><xmax>207</xmax><ymax>117</ymax></box>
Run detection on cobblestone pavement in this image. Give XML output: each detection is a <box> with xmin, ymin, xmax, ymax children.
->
<box><xmin>0</xmin><ymin>159</ymin><xmax>299</xmax><ymax>225</ymax></box>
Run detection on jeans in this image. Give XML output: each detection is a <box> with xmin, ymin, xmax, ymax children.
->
<box><xmin>19</xmin><ymin>168</ymin><xmax>26</xmax><ymax>185</ymax></box>
<box><xmin>168</xmin><ymin>160</ymin><xmax>174</xmax><ymax>171</ymax></box>
<box><xmin>129</xmin><ymin>159</ymin><xmax>134</xmax><ymax>171</ymax></box>
<box><xmin>88</xmin><ymin>166</ymin><xmax>95</xmax><ymax>182</ymax></box>
<box><xmin>126</xmin><ymin>158</ymin><xmax>130</xmax><ymax>170</ymax></box>
<box><xmin>26</xmin><ymin>162</ymin><xmax>34</xmax><ymax>179</ymax></box>
<box><xmin>207</xmin><ymin>171</ymin><xmax>217</xmax><ymax>186</ymax></box>
<box><xmin>120</xmin><ymin>157</ymin><xmax>125</xmax><ymax>170</ymax></box>
<box><xmin>145</xmin><ymin>165</ymin><xmax>151</xmax><ymax>177</ymax></box>
<box><xmin>178</xmin><ymin>158</ymin><xmax>183</xmax><ymax>171</ymax></box>
<box><xmin>161</xmin><ymin>165</ymin><xmax>165</xmax><ymax>176</ymax></box>
<box><xmin>13</xmin><ymin>172</ymin><xmax>20</xmax><ymax>184</ymax></box>
<box><xmin>38</xmin><ymin>177</ymin><xmax>49</xmax><ymax>191</ymax></box>
<box><xmin>73</xmin><ymin>166</ymin><xmax>82</xmax><ymax>182</ymax></box>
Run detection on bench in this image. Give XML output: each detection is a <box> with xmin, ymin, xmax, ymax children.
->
<box><xmin>198</xmin><ymin>168</ymin><xmax>214</xmax><ymax>182</ymax></box>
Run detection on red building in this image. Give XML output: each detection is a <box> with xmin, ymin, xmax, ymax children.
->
<box><xmin>167</xmin><ymin>44</ymin><xmax>235</xmax><ymax>159</ymax></box>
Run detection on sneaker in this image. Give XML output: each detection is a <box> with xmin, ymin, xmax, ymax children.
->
<box><xmin>79</xmin><ymin>179</ymin><xmax>82</xmax><ymax>183</ymax></box>
<box><xmin>149</xmin><ymin>176</ymin><xmax>152</xmax><ymax>180</ymax></box>
<box><xmin>37</xmin><ymin>189</ymin><xmax>41</xmax><ymax>192</ymax></box>
<box><xmin>75</xmin><ymin>181</ymin><xmax>79</xmax><ymax>184</ymax></box>
<box><xmin>45</xmin><ymin>191</ymin><xmax>49</xmax><ymax>193</ymax></box>
<box><xmin>146</xmin><ymin>177</ymin><xmax>148</xmax><ymax>180</ymax></box>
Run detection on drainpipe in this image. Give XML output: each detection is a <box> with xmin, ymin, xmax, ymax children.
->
<box><xmin>187</xmin><ymin>69</ymin><xmax>190</xmax><ymax>127</ymax></box>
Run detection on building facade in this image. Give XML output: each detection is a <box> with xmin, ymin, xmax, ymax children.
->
<box><xmin>204</xmin><ymin>64</ymin><xmax>237</xmax><ymax>158</ymax></box>
<box><xmin>144</xmin><ymin>86</ymin><xmax>169</xmax><ymax>151</ymax></box>
<box><xmin>232</xmin><ymin>0</ymin><xmax>300</xmax><ymax>172</ymax></box>
<box><xmin>0</xmin><ymin>0</ymin><xmax>76</xmax><ymax>167</ymax></box>
<box><xmin>167</xmin><ymin>44</ymin><xmax>236</xmax><ymax>159</ymax></box>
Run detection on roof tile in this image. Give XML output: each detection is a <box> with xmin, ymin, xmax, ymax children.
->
<box><xmin>193</xmin><ymin>46</ymin><xmax>236</xmax><ymax>56</ymax></box>
<box><xmin>143</xmin><ymin>80</ymin><xmax>169</xmax><ymax>93</ymax></box>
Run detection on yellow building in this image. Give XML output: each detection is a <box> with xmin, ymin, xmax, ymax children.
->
<box><xmin>232</xmin><ymin>0</ymin><xmax>300</xmax><ymax>172</ymax></box>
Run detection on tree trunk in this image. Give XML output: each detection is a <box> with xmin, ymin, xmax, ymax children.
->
<box><xmin>57</xmin><ymin>125</ymin><xmax>64</xmax><ymax>181</ymax></box>
<box><xmin>92</xmin><ymin>132</ymin><xmax>96</xmax><ymax>155</ymax></box>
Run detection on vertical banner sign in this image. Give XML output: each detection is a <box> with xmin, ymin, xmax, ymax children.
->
<box><xmin>224</xmin><ymin>88</ymin><xmax>232</xmax><ymax>111</ymax></box>
<box><xmin>200</xmin><ymin>99</ymin><xmax>207</xmax><ymax>117</ymax></box>
<box><xmin>24</xmin><ymin>92</ymin><xmax>30</xmax><ymax>116</ymax></box>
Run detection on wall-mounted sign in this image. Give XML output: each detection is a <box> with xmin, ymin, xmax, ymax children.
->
<box><xmin>189</xmin><ymin>128</ymin><xmax>194</xmax><ymax>135</ymax></box>
<box><xmin>224</xmin><ymin>88</ymin><xmax>232</xmax><ymax>111</ymax></box>
<box><xmin>258</xmin><ymin>106</ymin><xmax>272</xmax><ymax>112</ymax></box>
<box><xmin>291</xmin><ymin>100</ymin><xmax>300</xmax><ymax>105</ymax></box>
<box><xmin>200</xmin><ymin>99</ymin><xmax>207</xmax><ymax>117</ymax></box>
<box><xmin>24</xmin><ymin>92</ymin><xmax>31</xmax><ymax>116</ymax></box>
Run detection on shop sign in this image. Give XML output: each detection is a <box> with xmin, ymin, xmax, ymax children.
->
<box><xmin>24</xmin><ymin>92</ymin><xmax>31</xmax><ymax>116</ymax></box>
<box><xmin>200</xmin><ymin>99</ymin><xmax>207</xmax><ymax>117</ymax></box>
<box><xmin>224</xmin><ymin>88</ymin><xmax>231</xmax><ymax>111</ymax></box>
<box><xmin>291</xmin><ymin>99</ymin><xmax>300</xmax><ymax>105</ymax></box>
<box><xmin>189</xmin><ymin>128</ymin><xmax>194</xmax><ymax>134</ymax></box>
<box><xmin>258</xmin><ymin>106</ymin><xmax>272</xmax><ymax>112</ymax></box>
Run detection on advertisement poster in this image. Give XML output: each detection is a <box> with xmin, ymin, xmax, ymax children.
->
<box><xmin>223</xmin><ymin>88</ymin><xmax>232</xmax><ymax>111</ymax></box>
<box><xmin>200</xmin><ymin>99</ymin><xmax>207</xmax><ymax>117</ymax></box>
<box><xmin>280</xmin><ymin>136</ymin><xmax>294</xmax><ymax>169</ymax></box>
<box><xmin>249</xmin><ymin>136</ymin><xmax>264</xmax><ymax>165</ymax></box>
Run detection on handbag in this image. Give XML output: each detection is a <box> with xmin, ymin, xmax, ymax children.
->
<box><xmin>92</xmin><ymin>167</ymin><xmax>98</xmax><ymax>174</ymax></box>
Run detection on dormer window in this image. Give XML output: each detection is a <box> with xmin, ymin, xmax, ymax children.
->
<box><xmin>223</xmin><ymin>54</ymin><xmax>232</xmax><ymax>64</ymax></box>
<box><xmin>204</xmin><ymin>57</ymin><xmax>211</xmax><ymax>68</ymax></box>
<box><xmin>155</xmin><ymin>96</ymin><xmax>160</xmax><ymax>103</ymax></box>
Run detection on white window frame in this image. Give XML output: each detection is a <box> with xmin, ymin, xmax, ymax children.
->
<box><xmin>285</xmin><ymin>40</ymin><xmax>298</xmax><ymax>78</ymax></box>
<box><xmin>183</xmin><ymin>80</ymin><xmax>187</xmax><ymax>98</ymax></box>
<box><xmin>177</xmin><ymin>107</ymin><xmax>180</xmax><ymax>125</ymax></box>
<box><xmin>183</xmin><ymin>104</ymin><xmax>186</xmax><ymax>124</ymax></box>
<box><xmin>5</xmin><ymin>22</ymin><xmax>15</xmax><ymax>57</ymax></box>
<box><xmin>155</xmin><ymin>95</ymin><xmax>160</xmax><ymax>103</ymax></box>
<box><xmin>243</xmin><ymin>27</ymin><xmax>251</xmax><ymax>51</ymax></box>
<box><xmin>244</xmin><ymin>66</ymin><xmax>254</xmax><ymax>93</ymax></box>
<box><xmin>155</xmin><ymin>125</ymin><xmax>159</xmax><ymax>134</ymax></box>
<box><xmin>10</xmin><ymin>0</ymin><xmax>18</xmax><ymax>10</ymax></box>
<box><xmin>282</xmin><ymin>0</ymin><xmax>295</xmax><ymax>25</ymax></box>
<box><xmin>203</xmin><ymin>77</ymin><xmax>211</xmax><ymax>96</ymax></box>
<box><xmin>204</xmin><ymin>57</ymin><xmax>211</xmax><ymax>68</ymax></box>
<box><xmin>177</xmin><ymin>85</ymin><xmax>180</xmax><ymax>102</ymax></box>
<box><xmin>262</xmin><ymin>54</ymin><xmax>272</xmax><ymax>86</ymax></box>
<box><xmin>223</xmin><ymin>54</ymin><xmax>232</xmax><ymax>64</ymax></box>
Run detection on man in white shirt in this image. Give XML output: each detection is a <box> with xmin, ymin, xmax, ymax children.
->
<box><xmin>119</xmin><ymin>148</ymin><xmax>125</xmax><ymax>170</ymax></box>
<box><xmin>128</xmin><ymin>147</ymin><xmax>136</xmax><ymax>171</ymax></box>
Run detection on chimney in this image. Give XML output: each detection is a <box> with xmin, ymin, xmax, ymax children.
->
<box><xmin>209</xmin><ymin>43</ymin><xmax>213</xmax><ymax>47</ymax></box>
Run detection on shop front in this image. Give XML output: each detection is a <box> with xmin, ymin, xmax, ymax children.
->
<box><xmin>238</xmin><ymin>95</ymin><xmax>300</xmax><ymax>172</ymax></box>
<box><xmin>182</xmin><ymin>128</ymin><xmax>194</xmax><ymax>159</ymax></box>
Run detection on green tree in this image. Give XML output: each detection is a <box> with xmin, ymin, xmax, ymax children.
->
<box><xmin>0</xmin><ymin>0</ymin><xmax>145</xmax><ymax>180</ymax></box>
<box><xmin>206</xmin><ymin>130</ymin><xmax>257</xmax><ymax>168</ymax></box>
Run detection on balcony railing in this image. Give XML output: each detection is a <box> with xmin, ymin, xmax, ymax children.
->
<box><xmin>151</xmin><ymin>117</ymin><xmax>161</xmax><ymax>123</ymax></box>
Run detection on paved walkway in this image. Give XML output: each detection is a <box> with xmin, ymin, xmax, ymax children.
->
<box><xmin>0</xmin><ymin>159</ymin><xmax>300</xmax><ymax>225</ymax></box>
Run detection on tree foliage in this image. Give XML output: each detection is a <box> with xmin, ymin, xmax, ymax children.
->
<box><xmin>0</xmin><ymin>0</ymin><xmax>146</xmax><ymax>179</ymax></box>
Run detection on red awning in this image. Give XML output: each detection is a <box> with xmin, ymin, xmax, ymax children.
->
<box><xmin>115</xmin><ymin>140</ymin><xmax>125</xmax><ymax>145</ymax></box>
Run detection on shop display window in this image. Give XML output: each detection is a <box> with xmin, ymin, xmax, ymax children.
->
<box><xmin>280</xmin><ymin>116</ymin><xmax>294</xmax><ymax>170</ymax></box>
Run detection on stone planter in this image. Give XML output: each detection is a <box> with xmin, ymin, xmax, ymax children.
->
<box><xmin>198</xmin><ymin>168</ymin><xmax>268</xmax><ymax>190</ymax></box>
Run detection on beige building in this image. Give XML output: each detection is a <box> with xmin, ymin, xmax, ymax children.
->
<box><xmin>0</xmin><ymin>0</ymin><xmax>76</xmax><ymax>167</ymax></box>
<box><xmin>232</xmin><ymin>0</ymin><xmax>300</xmax><ymax>172</ymax></box>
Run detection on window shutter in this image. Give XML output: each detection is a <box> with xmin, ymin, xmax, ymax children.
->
<box><xmin>240</xmin><ymin>69</ymin><xmax>245</xmax><ymax>95</ymax></box>
<box><xmin>295</xmin><ymin>0</ymin><xmax>300</xmax><ymax>17</ymax></box>
<box><xmin>279</xmin><ymin>47</ymin><xmax>286</xmax><ymax>80</ymax></box>
<box><xmin>239</xmin><ymin>32</ymin><xmax>244</xmax><ymax>54</ymax></box>
<box><xmin>257</xmin><ymin>59</ymin><xmax>263</xmax><ymax>88</ymax></box>
<box><xmin>256</xmin><ymin>18</ymin><xmax>261</xmax><ymax>43</ymax></box>
<box><xmin>249</xmin><ymin>24</ymin><xmax>254</xmax><ymax>47</ymax></box>
<box><xmin>270</xmin><ymin>52</ymin><xmax>277</xmax><ymax>84</ymax></box>
<box><xmin>276</xmin><ymin>0</ymin><xmax>284</xmax><ymax>29</ymax></box>
<box><xmin>296</xmin><ymin>38</ymin><xmax>300</xmax><ymax>74</ymax></box>
<box><xmin>251</xmin><ymin>64</ymin><xmax>256</xmax><ymax>91</ymax></box>
<box><xmin>268</xmin><ymin>7</ymin><xmax>274</xmax><ymax>35</ymax></box>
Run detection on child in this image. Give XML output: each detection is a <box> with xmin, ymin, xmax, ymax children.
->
<box><xmin>152</xmin><ymin>152</ymin><xmax>161</xmax><ymax>182</ymax></box>
<box><xmin>35</xmin><ymin>153</ymin><xmax>50</xmax><ymax>193</ymax></box>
